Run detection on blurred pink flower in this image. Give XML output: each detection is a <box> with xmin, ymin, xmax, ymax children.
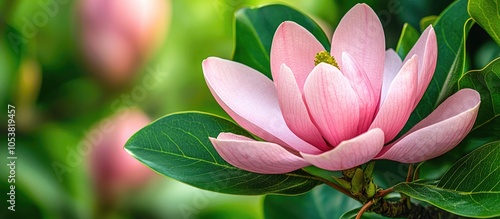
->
<box><xmin>202</xmin><ymin>4</ymin><xmax>480</xmax><ymax>174</ymax></box>
<box><xmin>79</xmin><ymin>0</ymin><xmax>169</xmax><ymax>87</ymax></box>
<box><xmin>88</xmin><ymin>109</ymin><xmax>153</xmax><ymax>202</ymax></box>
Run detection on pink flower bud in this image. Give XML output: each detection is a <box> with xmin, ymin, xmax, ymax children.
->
<box><xmin>78</xmin><ymin>0</ymin><xmax>170</xmax><ymax>87</ymax></box>
<box><xmin>87</xmin><ymin>108</ymin><xmax>153</xmax><ymax>202</ymax></box>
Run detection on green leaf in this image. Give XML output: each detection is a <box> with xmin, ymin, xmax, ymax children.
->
<box><xmin>233</xmin><ymin>4</ymin><xmax>330</xmax><ymax>79</ymax></box>
<box><xmin>459</xmin><ymin>58</ymin><xmax>500</xmax><ymax>139</ymax></box>
<box><xmin>394</xmin><ymin>141</ymin><xmax>500</xmax><ymax>218</ymax></box>
<box><xmin>339</xmin><ymin>205</ymin><xmax>403</xmax><ymax>219</ymax></box>
<box><xmin>339</xmin><ymin>208</ymin><xmax>361</xmax><ymax>219</ymax></box>
<box><xmin>468</xmin><ymin>0</ymin><xmax>500</xmax><ymax>46</ymax></box>
<box><xmin>125</xmin><ymin>112</ymin><xmax>322</xmax><ymax>195</ymax></box>
<box><xmin>401</xmin><ymin>0</ymin><xmax>474</xmax><ymax>134</ymax></box>
<box><xmin>419</xmin><ymin>15</ymin><xmax>438</xmax><ymax>31</ymax></box>
<box><xmin>395</xmin><ymin>23</ymin><xmax>419</xmax><ymax>58</ymax></box>
<box><xmin>264</xmin><ymin>184</ymin><xmax>361</xmax><ymax>219</ymax></box>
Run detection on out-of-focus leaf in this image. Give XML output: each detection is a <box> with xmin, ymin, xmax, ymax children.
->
<box><xmin>125</xmin><ymin>112</ymin><xmax>322</xmax><ymax>195</ymax></box>
<box><xmin>394</xmin><ymin>141</ymin><xmax>500</xmax><ymax>218</ymax></box>
<box><xmin>395</xmin><ymin>23</ymin><xmax>419</xmax><ymax>58</ymax></box>
<box><xmin>468</xmin><ymin>0</ymin><xmax>500</xmax><ymax>46</ymax></box>
<box><xmin>459</xmin><ymin>57</ymin><xmax>500</xmax><ymax>139</ymax></box>
<box><xmin>401</xmin><ymin>0</ymin><xmax>474</xmax><ymax>134</ymax></box>
<box><xmin>474</xmin><ymin>41</ymin><xmax>500</xmax><ymax>69</ymax></box>
<box><xmin>339</xmin><ymin>205</ymin><xmax>403</xmax><ymax>219</ymax></box>
<box><xmin>264</xmin><ymin>184</ymin><xmax>361</xmax><ymax>219</ymax></box>
<box><xmin>0</xmin><ymin>25</ymin><xmax>22</xmax><ymax>110</ymax></box>
<box><xmin>419</xmin><ymin>15</ymin><xmax>438</xmax><ymax>31</ymax></box>
<box><xmin>233</xmin><ymin>4</ymin><xmax>330</xmax><ymax>79</ymax></box>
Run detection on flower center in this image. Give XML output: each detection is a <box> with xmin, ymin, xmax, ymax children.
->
<box><xmin>314</xmin><ymin>51</ymin><xmax>339</xmax><ymax>69</ymax></box>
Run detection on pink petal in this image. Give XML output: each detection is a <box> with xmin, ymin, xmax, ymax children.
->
<box><xmin>301</xmin><ymin>128</ymin><xmax>384</xmax><ymax>171</ymax></box>
<box><xmin>275</xmin><ymin>64</ymin><xmax>329</xmax><ymax>150</ymax></box>
<box><xmin>210</xmin><ymin>133</ymin><xmax>310</xmax><ymax>174</ymax></box>
<box><xmin>380</xmin><ymin>49</ymin><xmax>403</xmax><ymax>106</ymax></box>
<box><xmin>369</xmin><ymin>55</ymin><xmax>419</xmax><ymax>143</ymax></box>
<box><xmin>303</xmin><ymin>63</ymin><xmax>360</xmax><ymax>147</ymax></box>
<box><xmin>270</xmin><ymin>21</ymin><xmax>325</xmax><ymax>92</ymax></box>
<box><xmin>203</xmin><ymin>57</ymin><xmax>321</xmax><ymax>154</ymax></box>
<box><xmin>376</xmin><ymin>89</ymin><xmax>480</xmax><ymax>163</ymax></box>
<box><xmin>341</xmin><ymin>52</ymin><xmax>377</xmax><ymax>132</ymax></box>
<box><xmin>331</xmin><ymin>3</ymin><xmax>385</xmax><ymax>96</ymax></box>
<box><xmin>403</xmin><ymin>26</ymin><xmax>437</xmax><ymax>106</ymax></box>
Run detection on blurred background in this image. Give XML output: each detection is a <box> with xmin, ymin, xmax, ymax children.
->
<box><xmin>1</xmin><ymin>0</ymin><xmax>497</xmax><ymax>218</ymax></box>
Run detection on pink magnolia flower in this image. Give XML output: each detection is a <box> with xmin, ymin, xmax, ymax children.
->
<box><xmin>202</xmin><ymin>4</ymin><xmax>481</xmax><ymax>174</ymax></box>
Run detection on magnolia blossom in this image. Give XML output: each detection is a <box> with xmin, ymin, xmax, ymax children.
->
<box><xmin>202</xmin><ymin>4</ymin><xmax>480</xmax><ymax>174</ymax></box>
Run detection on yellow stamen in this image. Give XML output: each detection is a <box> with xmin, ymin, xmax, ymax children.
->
<box><xmin>314</xmin><ymin>50</ymin><xmax>340</xmax><ymax>69</ymax></box>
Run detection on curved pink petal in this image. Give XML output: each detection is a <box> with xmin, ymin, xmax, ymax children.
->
<box><xmin>331</xmin><ymin>3</ymin><xmax>385</xmax><ymax>96</ymax></box>
<box><xmin>403</xmin><ymin>26</ymin><xmax>437</xmax><ymax>106</ymax></box>
<box><xmin>369</xmin><ymin>55</ymin><xmax>418</xmax><ymax>143</ymax></box>
<box><xmin>270</xmin><ymin>21</ymin><xmax>325</xmax><ymax>92</ymax></box>
<box><xmin>203</xmin><ymin>57</ymin><xmax>321</xmax><ymax>154</ymax></box>
<box><xmin>303</xmin><ymin>63</ymin><xmax>360</xmax><ymax>147</ymax></box>
<box><xmin>380</xmin><ymin>49</ymin><xmax>403</xmax><ymax>106</ymax></box>
<box><xmin>276</xmin><ymin>64</ymin><xmax>329</xmax><ymax>150</ymax></box>
<box><xmin>210</xmin><ymin>133</ymin><xmax>310</xmax><ymax>174</ymax></box>
<box><xmin>301</xmin><ymin>128</ymin><xmax>384</xmax><ymax>171</ymax></box>
<box><xmin>376</xmin><ymin>89</ymin><xmax>480</xmax><ymax>163</ymax></box>
<box><xmin>341</xmin><ymin>52</ymin><xmax>377</xmax><ymax>133</ymax></box>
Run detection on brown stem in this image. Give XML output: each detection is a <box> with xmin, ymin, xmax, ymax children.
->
<box><xmin>316</xmin><ymin>177</ymin><xmax>358</xmax><ymax>200</ymax></box>
<box><xmin>406</xmin><ymin>164</ymin><xmax>414</xmax><ymax>182</ymax></box>
<box><xmin>356</xmin><ymin>200</ymin><xmax>374</xmax><ymax>219</ymax></box>
<box><xmin>375</xmin><ymin>188</ymin><xmax>394</xmax><ymax>199</ymax></box>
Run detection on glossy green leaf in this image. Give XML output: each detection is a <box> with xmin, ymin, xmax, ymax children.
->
<box><xmin>468</xmin><ymin>0</ymin><xmax>500</xmax><ymax>46</ymax></box>
<box><xmin>394</xmin><ymin>141</ymin><xmax>500</xmax><ymax>218</ymax></box>
<box><xmin>233</xmin><ymin>4</ymin><xmax>330</xmax><ymax>79</ymax></box>
<box><xmin>419</xmin><ymin>15</ymin><xmax>438</xmax><ymax>31</ymax></box>
<box><xmin>400</xmin><ymin>0</ymin><xmax>474</xmax><ymax>134</ymax></box>
<box><xmin>125</xmin><ymin>112</ymin><xmax>322</xmax><ymax>195</ymax></box>
<box><xmin>459</xmin><ymin>58</ymin><xmax>500</xmax><ymax>139</ymax></box>
<box><xmin>264</xmin><ymin>184</ymin><xmax>361</xmax><ymax>219</ymax></box>
<box><xmin>395</xmin><ymin>23</ymin><xmax>419</xmax><ymax>58</ymax></box>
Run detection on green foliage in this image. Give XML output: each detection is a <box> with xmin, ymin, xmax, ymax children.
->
<box><xmin>233</xmin><ymin>4</ymin><xmax>330</xmax><ymax>79</ymax></box>
<box><xmin>125</xmin><ymin>112</ymin><xmax>322</xmax><ymax>195</ymax></box>
<box><xmin>419</xmin><ymin>15</ymin><xmax>438</xmax><ymax>31</ymax></box>
<box><xmin>401</xmin><ymin>0</ymin><xmax>474</xmax><ymax>134</ymax></box>
<box><xmin>339</xmin><ymin>207</ymin><xmax>401</xmax><ymax>219</ymax></box>
<box><xmin>394</xmin><ymin>141</ymin><xmax>500</xmax><ymax>218</ymax></box>
<box><xmin>264</xmin><ymin>185</ymin><xmax>361</xmax><ymax>219</ymax></box>
<box><xmin>459</xmin><ymin>58</ymin><xmax>500</xmax><ymax>139</ymax></box>
<box><xmin>395</xmin><ymin>23</ymin><xmax>419</xmax><ymax>58</ymax></box>
<box><xmin>0</xmin><ymin>25</ymin><xmax>22</xmax><ymax>110</ymax></box>
<box><xmin>468</xmin><ymin>0</ymin><xmax>500</xmax><ymax>46</ymax></box>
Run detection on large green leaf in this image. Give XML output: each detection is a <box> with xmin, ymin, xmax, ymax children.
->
<box><xmin>459</xmin><ymin>58</ymin><xmax>500</xmax><ymax>139</ymax></box>
<box><xmin>125</xmin><ymin>112</ymin><xmax>322</xmax><ymax>195</ymax></box>
<box><xmin>394</xmin><ymin>141</ymin><xmax>500</xmax><ymax>218</ymax></box>
<box><xmin>468</xmin><ymin>0</ymin><xmax>500</xmax><ymax>46</ymax></box>
<box><xmin>400</xmin><ymin>0</ymin><xmax>474</xmax><ymax>134</ymax></box>
<box><xmin>395</xmin><ymin>23</ymin><xmax>419</xmax><ymax>59</ymax></box>
<box><xmin>233</xmin><ymin>4</ymin><xmax>330</xmax><ymax>79</ymax></box>
<box><xmin>264</xmin><ymin>184</ymin><xmax>361</xmax><ymax>219</ymax></box>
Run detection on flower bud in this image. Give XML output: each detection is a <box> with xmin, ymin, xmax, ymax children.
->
<box><xmin>78</xmin><ymin>0</ymin><xmax>170</xmax><ymax>87</ymax></box>
<box><xmin>87</xmin><ymin>108</ymin><xmax>153</xmax><ymax>203</ymax></box>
